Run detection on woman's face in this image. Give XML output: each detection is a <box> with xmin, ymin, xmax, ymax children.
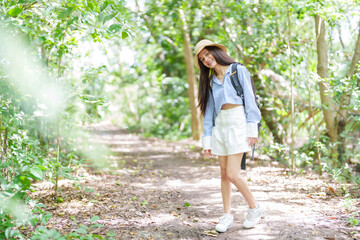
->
<box><xmin>198</xmin><ymin>48</ymin><xmax>217</xmax><ymax>69</ymax></box>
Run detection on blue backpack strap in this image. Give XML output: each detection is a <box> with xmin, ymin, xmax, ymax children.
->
<box><xmin>230</xmin><ymin>63</ymin><xmax>260</xmax><ymax>111</ymax></box>
<box><xmin>230</xmin><ymin>63</ymin><xmax>245</xmax><ymax>105</ymax></box>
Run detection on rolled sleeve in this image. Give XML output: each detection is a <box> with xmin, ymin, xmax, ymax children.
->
<box><xmin>202</xmin><ymin>136</ymin><xmax>212</xmax><ymax>150</ymax></box>
<box><xmin>246</xmin><ymin>122</ymin><xmax>258</xmax><ymax>138</ymax></box>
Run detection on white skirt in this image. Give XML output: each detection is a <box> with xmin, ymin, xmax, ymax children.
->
<box><xmin>211</xmin><ymin>106</ymin><xmax>251</xmax><ymax>156</ymax></box>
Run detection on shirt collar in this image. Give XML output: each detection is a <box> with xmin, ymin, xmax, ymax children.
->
<box><xmin>212</xmin><ymin>65</ymin><xmax>232</xmax><ymax>85</ymax></box>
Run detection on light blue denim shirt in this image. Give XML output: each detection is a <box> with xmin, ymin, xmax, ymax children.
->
<box><xmin>202</xmin><ymin>64</ymin><xmax>261</xmax><ymax>150</ymax></box>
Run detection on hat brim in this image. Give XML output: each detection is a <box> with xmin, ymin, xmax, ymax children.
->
<box><xmin>194</xmin><ymin>43</ymin><xmax>227</xmax><ymax>68</ymax></box>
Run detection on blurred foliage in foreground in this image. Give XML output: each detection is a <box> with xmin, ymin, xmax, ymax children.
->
<box><xmin>0</xmin><ymin>0</ymin><xmax>359</xmax><ymax>238</ymax></box>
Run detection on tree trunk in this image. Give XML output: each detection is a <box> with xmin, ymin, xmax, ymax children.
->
<box><xmin>337</xmin><ymin>21</ymin><xmax>360</xmax><ymax>164</ymax></box>
<box><xmin>346</xmin><ymin>21</ymin><xmax>360</xmax><ymax>79</ymax></box>
<box><xmin>315</xmin><ymin>15</ymin><xmax>338</xmax><ymax>158</ymax></box>
<box><xmin>179</xmin><ymin>9</ymin><xmax>202</xmax><ymax>140</ymax></box>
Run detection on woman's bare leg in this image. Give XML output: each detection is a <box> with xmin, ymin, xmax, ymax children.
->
<box><xmin>226</xmin><ymin>153</ymin><xmax>256</xmax><ymax>209</ymax></box>
<box><xmin>218</xmin><ymin>155</ymin><xmax>232</xmax><ymax>213</ymax></box>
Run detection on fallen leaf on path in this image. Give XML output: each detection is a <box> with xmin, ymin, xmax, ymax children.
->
<box><xmin>204</xmin><ymin>230</ymin><xmax>218</xmax><ymax>237</ymax></box>
<box><xmin>260</xmin><ymin>180</ymin><xmax>268</xmax><ymax>183</ymax></box>
<box><xmin>329</xmin><ymin>187</ymin><xmax>335</xmax><ymax>195</ymax></box>
<box><xmin>327</xmin><ymin>216</ymin><xmax>338</xmax><ymax>220</ymax></box>
<box><xmin>306</xmin><ymin>195</ymin><xmax>312</xmax><ymax>198</ymax></box>
<box><xmin>324</xmin><ymin>237</ymin><xmax>335</xmax><ymax>240</ymax></box>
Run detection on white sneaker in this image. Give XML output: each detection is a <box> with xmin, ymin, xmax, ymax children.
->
<box><xmin>215</xmin><ymin>213</ymin><xmax>233</xmax><ymax>233</ymax></box>
<box><xmin>242</xmin><ymin>203</ymin><xmax>265</xmax><ymax>228</ymax></box>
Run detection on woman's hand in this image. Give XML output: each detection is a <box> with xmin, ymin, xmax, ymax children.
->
<box><xmin>247</xmin><ymin>137</ymin><xmax>258</xmax><ymax>146</ymax></box>
<box><xmin>203</xmin><ymin>149</ymin><xmax>212</xmax><ymax>158</ymax></box>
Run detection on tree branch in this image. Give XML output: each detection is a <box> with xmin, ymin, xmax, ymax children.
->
<box><xmin>23</xmin><ymin>1</ymin><xmax>38</xmax><ymax>10</ymax></box>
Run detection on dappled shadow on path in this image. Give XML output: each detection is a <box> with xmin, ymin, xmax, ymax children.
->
<box><xmin>34</xmin><ymin>125</ymin><xmax>359</xmax><ymax>240</ymax></box>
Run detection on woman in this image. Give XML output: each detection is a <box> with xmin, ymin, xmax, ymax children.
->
<box><xmin>194</xmin><ymin>39</ymin><xmax>265</xmax><ymax>232</ymax></box>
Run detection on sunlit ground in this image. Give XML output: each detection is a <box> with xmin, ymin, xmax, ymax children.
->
<box><xmin>27</xmin><ymin>124</ymin><xmax>360</xmax><ymax>239</ymax></box>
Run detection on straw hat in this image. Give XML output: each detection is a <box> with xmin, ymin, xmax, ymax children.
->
<box><xmin>194</xmin><ymin>39</ymin><xmax>227</xmax><ymax>68</ymax></box>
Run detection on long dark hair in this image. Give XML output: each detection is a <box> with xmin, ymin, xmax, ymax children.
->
<box><xmin>197</xmin><ymin>46</ymin><xmax>236</xmax><ymax>116</ymax></box>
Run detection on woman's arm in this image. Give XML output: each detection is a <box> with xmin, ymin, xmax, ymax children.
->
<box><xmin>237</xmin><ymin>65</ymin><xmax>261</xmax><ymax>139</ymax></box>
<box><xmin>202</xmin><ymin>89</ymin><xmax>215</xmax><ymax>150</ymax></box>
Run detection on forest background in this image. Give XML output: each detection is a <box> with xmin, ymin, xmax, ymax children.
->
<box><xmin>0</xmin><ymin>0</ymin><xmax>359</xmax><ymax>239</ymax></box>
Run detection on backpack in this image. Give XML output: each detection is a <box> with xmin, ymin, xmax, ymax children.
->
<box><xmin>209</xmin><ymin>63</ymin><xmax>261</xmax><ymax>170</ymax></box>
<box><xmin>229</xmin><ymin>63</ymin><xmax>261</xmax><ymax>170</ymax></box>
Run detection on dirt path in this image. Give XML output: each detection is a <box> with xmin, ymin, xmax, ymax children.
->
<box><xmin>33</xmin><ymin>125</ymin><xmax>359</xmax><ymax>240</ymax></box>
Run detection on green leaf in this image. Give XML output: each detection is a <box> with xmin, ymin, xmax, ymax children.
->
<box><xmin>107</xmin><ymin>231</ymin><xmax>116</xmax><ymax>237</ymax></box>
<box><xmin>85</xmin><ymin>187</ymin><xmax>94</xmax><ymax>192</ymax></box>
<box><xmin>87</xmin><ymin>0</ymin><xmax>95</xmax><ymax>11</ymax></box>
<box><xmin>7</xmin><ymin>6</ymin><xmax>23</xmax><ymax>17</ymax></box>
<box><xmin>92</xmin><ymin>234</ymin><xmax>104</xmax><ymax>239</ymax></box>
<box><xmin>122</xmin><ymin>31</ymin><xmax>129</xmax><ymax>39</ymax></box>
<box><xmin>184</xmin><ymin>202</ymin><xmax>191</xmax><ymax>207</ymax></box>
<box><xmin>91</xmin><ymin>224</ymin><xmax>103</xmax><ymax>228</ymax></box>
<box><xmin>76</xmin><ymin>227</ymin><xmax>87</xmax><ymax>234</ymax></box>
<box><xmin>109</xmin><ymin>23</ymin><xmax>122</xmax><ymax>33</ymax></box>
<box><xmin>141</xmin><ymin>200</ymin><xmax>148</xmax><ymax>206</ymax></box>
<box><xmin>30</xmin><ymin>167</ymin><xmax>43</xmax><ymax>180</ymax></box>
<box><xmin>58</xmin><ymin>8</ymin><xmax>72</xmax><ymax>19</ymax></box>
<box><xmin>347</xmin><ymin>217</ymin><xmax>360</xmax><ymax>226</ymax></box>
<box><xmin>5</xmin><ymin>228</ymin><xmax>10</xmax><ymax>239</ymax></box>
<box><xmin>79</xmin><ymin>224</ymin><xmax>89</xmax><ymax>230</ymax></box>
<box><xmin>103</xmin><ymin>13</ymin><xmax>116</xmax><ymax>23</ymax></box>
<box><xmin>17</xmin><ymin>175</ymin><xmax>31</xmax><ymax>189</ymax></box>
<box><xmin>91</xmin><ymin>216</ymin><xmax>100</xmax><ymax>223</ymax></box>
<box><xmin>100</xmin><ymin>2</ymin><xmax>109</xmax><ymax>12</ymax></box>
<box><xmin>9</xmin><ymin>229</ymin><xmax>21</xmax><ymax>237</ymax></box>
<box><xmin>36</xmin><ymin>203</ymin><xmax>46</xmax><ymax>208</ymax></box>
